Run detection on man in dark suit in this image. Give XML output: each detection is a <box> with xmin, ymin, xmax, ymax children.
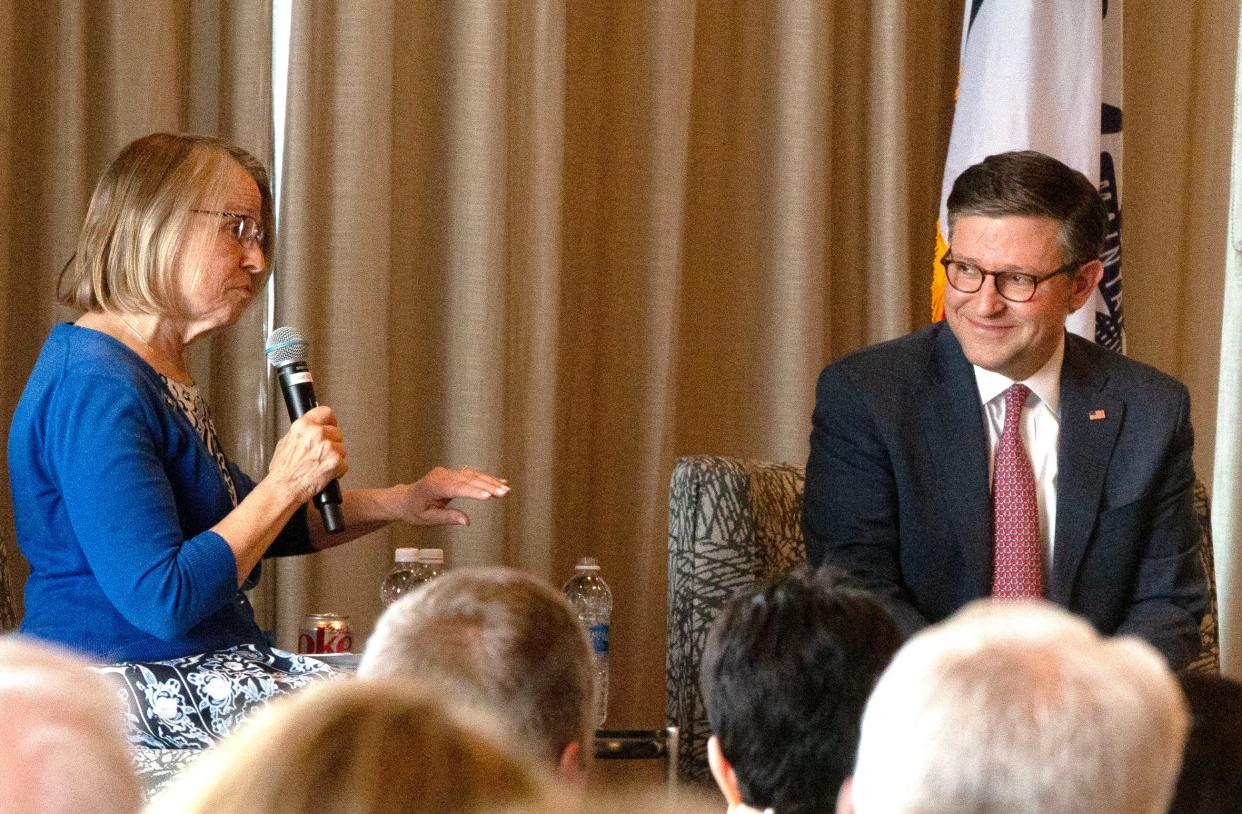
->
<box><xmin>804</xmin><ymin>150</ymin><xmax>1206</xmax><ymax>669</ymax></box>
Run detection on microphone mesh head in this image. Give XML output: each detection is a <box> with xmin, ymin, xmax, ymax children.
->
<box><xmin>265</xmin><ymin>326</ymin><xmax>308</xmax><ymax>368</ymax></box>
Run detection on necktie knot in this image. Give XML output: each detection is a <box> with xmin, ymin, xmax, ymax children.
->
<box><xmin>1004</xmin><ymin>383</ymin><xmax>1031</xmax><ymax>423</ymax></box>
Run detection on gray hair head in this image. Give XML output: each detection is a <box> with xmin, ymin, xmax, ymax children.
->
<box><xmin>359</xmin><ymin>566</ymin><xmax>594</xmax><ymax>773</ymax></box>
<box><xmin>848</xmin><ymin>600</ymin><xmax>1188</xmax><ymax>814</ymax></box>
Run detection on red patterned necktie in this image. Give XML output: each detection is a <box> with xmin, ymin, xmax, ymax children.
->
<box><xmin>992</xmin><ymin>383</ymin><xmax>1043</xmax><ymax>599</ymax></box>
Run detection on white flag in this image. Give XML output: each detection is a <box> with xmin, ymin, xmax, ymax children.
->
<box><xmin>932</xmin><ymin>0</ymin><xmax>1125</xmax><ymax>351</ymax></box>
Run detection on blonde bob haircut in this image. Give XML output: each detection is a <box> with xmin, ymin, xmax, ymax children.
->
<box><xmin>152</xmin><ymin>677</ymin><xmax>552</xmax><ymax>814</ymax></box>
<box><xmin>58</xmin><ymin>132</ymin><xmax>274</xmax><ymax>317</ymax></box>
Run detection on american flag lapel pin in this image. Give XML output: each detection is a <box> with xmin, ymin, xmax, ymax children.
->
<box><xmin>1089</xmin><ymin>409</ymin><xmax>1107</xmax><ymax>421</ymax></box>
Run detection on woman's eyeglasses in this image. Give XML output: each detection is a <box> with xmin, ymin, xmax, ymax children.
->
<box><xmin>192</xmin><ymin>209</ymin><xmax>265</xmax><ymax>247</ymax></box>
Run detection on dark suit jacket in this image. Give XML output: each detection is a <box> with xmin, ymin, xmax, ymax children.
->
<box><xmin>804</xmin><ymin>322</ymin><xmax>1207</xmax><ymax>669</ymax></box>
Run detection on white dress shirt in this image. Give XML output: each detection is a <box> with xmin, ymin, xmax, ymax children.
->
<box><xmin>972</xmin><ymin>337</ymin><xmax>1064</xmax><ymax>573</ymax></box>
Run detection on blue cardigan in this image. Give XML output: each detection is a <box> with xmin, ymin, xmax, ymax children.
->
<box><xmin>9</xmin><ymin>324</ymin><xmax>313</xmax><ymax>662</ymax></box>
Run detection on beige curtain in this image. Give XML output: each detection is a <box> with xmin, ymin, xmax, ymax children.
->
<box><xmin>1215</xmin><ymin>3</ymin><xmax>1242</xmax><ymax>677</ymax></box>
<box><xmin>273</xmin><ymin>0</ymin><xmax>960</xmax><ymax>725</ymax></box>
<box><xmin>1123</xmin><ymin>0</ymin><xmax>1241</xmax><ymax>672</ymax></box>
<box><xmin>0</xmin><ymin>0</ymin><xmax>272</xmax><ymax>622</ymax></box>
<box><xmin>1124</xmin><ymin>0</ymin><xmax>1239</xmax><ymax>499</ymax></box>
<box><xmin>1</xmin><ymin>0</ymin><xmax>1236</xmax><ymax>718</ymax></box>
<box><xmin>272</xmin><ymin>0</ymin><xmax>1240</xmax><ymax>723</ymax></box>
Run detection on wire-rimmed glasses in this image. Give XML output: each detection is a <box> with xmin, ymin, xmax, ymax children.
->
<box><xmin>192</xmin><ymin>209</ymin><xmax>265</xmax><ymax>247</ymax></box>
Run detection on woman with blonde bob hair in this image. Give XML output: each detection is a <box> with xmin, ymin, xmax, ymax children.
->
<box><xmin>152</xmin><ymin>678</ymin><xmax>552</xmax><ymax>814</ymax></box>
<box><xmin>9</xmin><ymin>133</ymin><xmax>509</xmax><ymax>671</ymax></box>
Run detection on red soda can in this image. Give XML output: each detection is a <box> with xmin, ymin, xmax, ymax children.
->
<box><xmin>297</xmin><ymin>613</ymin><xmax>353</xmax><ymax>654</ymax></box>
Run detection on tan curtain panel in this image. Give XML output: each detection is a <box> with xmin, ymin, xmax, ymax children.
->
<box><xmin>274</xmin><ymin>0</ymin><xmax>960</xmax><ymax>725</ymax></box>
<box><xmin>0</xmin><ymin>0</ymin><xmax>272</xmax><ymax>623</ymax></box>
<box><xmin>275</xmin><ymin>0</ymin><xmax>1240</xmax><ymax>719</ymax></box>
<box><xmin>1</xmin><ymin>0</ymin><xmax>1237</xmax><ymax>706</ymax></box>
<box><xmin>1125</xmin><ymin>0</ymin><xmax>1240</xmax><ymax>674</ymax></box>
<box><xmin>1216</xmin><ymin>3</ymin><xmax>1242</xmax><ymax>677</ymax></box>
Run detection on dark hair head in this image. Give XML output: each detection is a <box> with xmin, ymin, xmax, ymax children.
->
<box><xmin>1169</xmin><ymin>672</ymin><xmax>1242</xmax><ymax>814</ymax></box>
<box><xmin>947</xmin><ymin>150</ymin><xmax>1107</xmax><ymax>266</ymax></box>
<box><xmin>699</xmin><ymin>566</ymin><xmax>902</xmax><ymax>814</ymax></box>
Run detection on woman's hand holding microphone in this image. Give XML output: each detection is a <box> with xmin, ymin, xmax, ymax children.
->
<box><xmin>266</xmin><ymin>405</ymin><xmax>348</xmax><ymax>507</ymax></box>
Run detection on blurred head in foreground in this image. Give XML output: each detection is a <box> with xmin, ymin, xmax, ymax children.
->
<box><xmin>496</xmin><ymin>785</ymin><xmax>721</xmax><ymax>814</ymax></box>
<box><xmin>700</xmin><ymin>566</ymin><xmax>901</xmax><ymax>814</ymax></box>
<box><xmin>840</xmin><ymin>600</ymin><xmax>1188</xmax><ymax>814</ymax></box>
<box><xmin>1168</xmin><ymin>672</ymin><xmax>1242</xmax><ymax>814</ymax></box>
<box><xmin>153</xmin><ymin>677</ymin><xmax>549</xmax><ymax>814</ymax></box>
<box><xmin>359</xmin><ymin>565</ymin><xmax>594</xmax><ymax>779</ymax></box>
<box><xmin>0</xmin><ymin>635</ymin><xmax>142</xmax><ymax>814</ymax></box>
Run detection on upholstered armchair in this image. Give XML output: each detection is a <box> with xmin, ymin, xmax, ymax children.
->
<box><xmin>665</xmin><ymin>456</ymin><xmax>807</xmax><ymax>784</ymax></box>
<box><xmin>665</xmin><ymin>455</ymin><xmax>1220</xmax><ymax>783</ymax></box>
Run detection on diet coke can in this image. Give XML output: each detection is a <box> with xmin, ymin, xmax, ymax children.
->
<box><xmin>298</xmin><ymin>613</ymin><xmax>353</xmax><ymax>654</ymax></box>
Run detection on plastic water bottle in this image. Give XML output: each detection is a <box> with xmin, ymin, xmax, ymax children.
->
<box><xmin>418</xmin><ymin>548</ymin><xmax>445</xmax><ymax>582</ymax></box>
<box><xmin>380</xmin><ymin>548</ymin><xmax>423</xmax><ymax>607</ymax></box>
<box><xmin>563</xmin><ymin>557</ymin><xmax>612</xmax><ymax>728</ymax></box>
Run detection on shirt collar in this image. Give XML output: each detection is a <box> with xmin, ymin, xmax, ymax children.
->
<box><xmin>971</xmin><ymin>333</ymin><xmax>1064</xmax><ymax>415</ymax></box>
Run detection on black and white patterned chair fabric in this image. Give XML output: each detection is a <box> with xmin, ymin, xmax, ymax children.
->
<box><xmin>1187</xmin><ymin>479</ymin><xmax>1220</xmax><ymax>675</ymax></box>
<box><xmin>665</xmin><ymin>456</ymin><xmax>806</xmax><ymax>784</ymax></box>
<box><xmin>664</xmin><ymin>455</ymin><xmax>1219</xmax><ymax>783</ymax></box>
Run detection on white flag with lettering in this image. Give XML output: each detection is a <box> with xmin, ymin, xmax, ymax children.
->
<box><xmin>931</xmin><ymin>0</ymin><xmax>1124</xmax><ymax>351</ymax></box>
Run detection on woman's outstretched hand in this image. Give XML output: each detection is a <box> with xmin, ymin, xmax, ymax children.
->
<box><xmin>393</xmin><ymin>466</ymin><xmax>510</xmax><ymax>526</ymax></box>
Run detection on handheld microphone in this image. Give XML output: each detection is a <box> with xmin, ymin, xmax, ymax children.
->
<box><xmin>265</xmin><ymin>326</ymin><xmax>345</xmax><ymax>534</ymax></box>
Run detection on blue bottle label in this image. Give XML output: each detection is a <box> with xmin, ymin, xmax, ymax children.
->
<box><xmin>588</xmin><ymin>623</ymin><xmax>609</xmax><ymax>655</ymax></box>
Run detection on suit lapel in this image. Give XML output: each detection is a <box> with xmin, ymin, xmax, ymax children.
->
<box><xmin>917</xmin><ymin>326</ymin><xmax>994</xmax><ymax>597</ymax></box>
<box><xmin>1049</xmin><ymin>336</ymin><xmax>1123</xmax><ymax>604</ymax></box>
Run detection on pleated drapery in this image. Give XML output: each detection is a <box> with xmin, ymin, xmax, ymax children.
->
<box><xmin>268</xmin><ymin>1</ymin><xmax>961</xmax><ymax>724</ymax></box>
<box><xmin>0</xmin><ymin>0</ymin><xmax>275</xmax><ymax>629</ymax></box>
<box><xmin>1215</xmin><ymin>8</ymin><xmax>1242</xmax><ymax>675</ymax></box>
<box><xmin>2</xmin><ymin>2</ymin><xmax>1240</xmax><ymax>723</ymax></box>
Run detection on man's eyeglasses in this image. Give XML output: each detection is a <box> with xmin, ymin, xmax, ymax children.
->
<box><xmin>192</xmin><ymin>209</ymin><xmax>265</xmax><ymax>247</ymax></box>
<box><xmin>940</xmin><ymin>251</ymin><xmax>1081</xmax><ymax>304</ymax></box>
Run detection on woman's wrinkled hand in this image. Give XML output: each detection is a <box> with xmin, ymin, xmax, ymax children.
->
<box><xmin>266</xmin><ymin>405</ymin><xmax>348</xmax><ymax>504</ymax></box>
<box><xmin>393</xmin><ymin>467</ymin><xmax>510</xmax><ymax>527</ymax></box>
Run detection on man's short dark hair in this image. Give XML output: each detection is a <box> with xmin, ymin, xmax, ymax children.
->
<box><xmin>700</xmin><ymin>566</ymin><xmax>902</xmax><ymax>814</ymax></box>
<box><xmin>947</xmin><ymin>150</ymin><xmax>1108</xmax><ymax>266</ymax></box>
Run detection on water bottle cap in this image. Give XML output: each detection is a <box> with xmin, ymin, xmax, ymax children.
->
<box><xmin>394</xmin><ymin>548</ymin><xmax>419</xmax><ymax>563</ymax></box>
<box><xmin>575</xmin><ymin>557</ymin><xmax>600</xmax><ymax>571</ymax></box>
<box><xmin>419</xmin><ymin>548</ymin><xmax>445</xmax><ymax>563</ymax></box>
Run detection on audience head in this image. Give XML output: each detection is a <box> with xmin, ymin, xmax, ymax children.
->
<box><xmin>359</xmin><ymin>566</ymin><xmax>594</xmax><ymax>778</ymax></box>
<box><xmin>58</xmin><ymin>131</ymin><xmax>274</xmax><ymax>318</ymax></box>
<box><xmin>1168</xmin><ymin>672</ymin><xmax>1242</xmax><ymax>814</ymax></box>
<box><xmin>496</xmin><ymin>785</ymin><xmax>722</xmax><ymax>814</ymax></box>
<box><xmin>0</xmin><ymin>635</ymin><xmax>142</xmax><ymax>814</ymax></box>
<box><xmin>700</xmin><ymin>565</ymin><xmax>902</xmax><ymax>814</ymax></box>
<box><xmin>154</xmin><ymin>677</ymin><xmax>549</xmax><ymax>814</ymax></box>
<box><xmin>946</xmin><ymin>149</ymin><xmax>1107</xmax><ymax>267</ymax></box>
<box><xmin>841</xmin><ymin>600</ymin><xmax>1188</xmax><ymax>814</ymax></box>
